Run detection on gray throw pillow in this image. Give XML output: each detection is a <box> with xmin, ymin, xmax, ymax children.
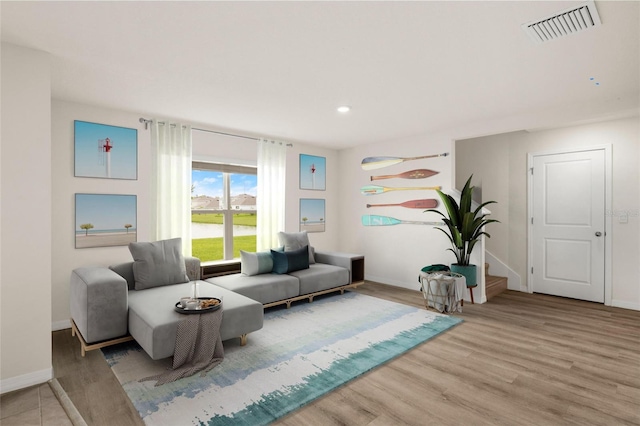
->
<box><xmin>240</xmin><ymin>250</ymin><xmax>274</xmax><ymax>276</ymax></box>
<box><xmin>277</xmin><ymin>231</ymin><xmax>316</xmax><ymax>264</ymax></box>
<box><xmin>128</xmin><ymin>238</ymin><xmax>189</xmax><ymax>290</ymax></box>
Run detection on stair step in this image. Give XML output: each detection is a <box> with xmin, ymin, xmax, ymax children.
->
<box><xmin>485</xmin><ymin>274</ymin><xmax>508</xmax><ymax>301</ymax></box>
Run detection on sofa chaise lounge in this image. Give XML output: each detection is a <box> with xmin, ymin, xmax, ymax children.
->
<box><xmin>70</xmin><ymin>252</ymin><xmax>264</xmax><ymax>360</ymax></box>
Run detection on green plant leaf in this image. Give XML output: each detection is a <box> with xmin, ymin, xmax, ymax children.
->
<box><xmin>436</xmin><ymin>189</ymin><xmax>462</xmax><ymax>228</ymax></box>
<box><xmin>459</xmin><ymin>175</ymin><xmax>474</xmax><ymax>215</ymax></box>
<box><xmin>474</xmin><ymin>200</ymin><xmax>497</xmax><ymax>217</ymax></box>
<box><xmin>424</xmin><ymin>208</ymin><xmax>446</xmax><ymax>218</ymax></box>
<box><xmin>423</xmin><ymin>175</ymin><xmax>500</xmax><ymax>266</ymax></box>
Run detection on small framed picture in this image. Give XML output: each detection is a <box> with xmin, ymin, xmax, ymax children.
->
<box><xmin>300</xmin><ymin>198</ymin><xmax>325</xmax><ymax>233</ymax></box>
<box><xmin>74</xmin><ymin>120</ymin><xmax>138</xmax><ymax>180</ymax></box>
<box><xmin>299</xmin><ymin>154</ymin><xmax>326</xmax><ymax>190</ymax></box>
<box><xmin>75</xmin><ymin>193</ymin><xmax>137</xmax><ymax>249</ymax></box>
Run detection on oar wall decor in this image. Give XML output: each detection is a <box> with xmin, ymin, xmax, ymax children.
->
<box><xmin>370</xmin><ymin>169</ymin><xmax>439</xmax><ymax>181</ymax></box>
<box><xmin>361</xmin><ymin>185</ymin><xmax>441</xmax><ymax>196</ymax></box>
<box><xmin>361</xmin><ymin>152</ymin><xmax>449</xmax><ymax>171</ymax></box>
<box><xmin>362</xmin><ymin>215</ymin><xmax>445</xmax><ymax>226</ymax></box>
<box><xmin>366</xmin><ymin>199</ymin><xmax>439</xmax><ymax>209</ymax></box>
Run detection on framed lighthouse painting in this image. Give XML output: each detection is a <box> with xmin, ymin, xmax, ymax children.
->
<box><xmin>74</xmin><ymin>120</ymin><xmax>138</xmax><ymax>180</ymax></box>
<box><xmin>299</xmin><ymin>154</ymin><xmax>326</xmax><ymax>191</ymax></box>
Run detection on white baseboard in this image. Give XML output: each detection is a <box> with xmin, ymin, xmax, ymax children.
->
<box><xmin>52</xmin><ymin>319</ymin><xmax>71</xmax><ymax>331</ymax></box>
<box><xmin>365</xmin><ymin>274</ymin><xmax>419</xmax><ymax>291</ymax></box>
<box><xmin>367</xmin><ymin>274</ymin><xmax>482</xmax><ymax>304</ymax></box>
<box><xmin>0</xmin><ymin>367</ymin><xmax>53</xmax><ymax>394</ymax></box>
<box><xmin>611</xmin><ymin>299</ymin><xmax>640</xmax><ymax>311</ymax></box>
<box><xmin>369</xmin><ymin>273</ymin><xmax>638</xmax><ymax>310</ymax></box>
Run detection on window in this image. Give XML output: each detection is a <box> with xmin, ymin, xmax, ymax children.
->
<box><xmin>191</xmin><ymin>162</ymin><xmax>257</xmax><ymax>262</ymax></box>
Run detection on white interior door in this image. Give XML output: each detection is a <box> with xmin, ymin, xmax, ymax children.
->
<box><xmin>532</xmin><ymin>149</ymin><xmax>605</xmax><ymax>303</ymax></box>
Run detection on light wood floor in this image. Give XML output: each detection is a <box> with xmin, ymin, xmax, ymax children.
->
<box><xmin>52</xmin><ymin>282</ymin><xmax>640</xmax><ymax>425</ymax></box>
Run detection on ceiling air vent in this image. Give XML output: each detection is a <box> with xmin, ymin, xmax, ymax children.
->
<box><xmin>522</xmin><ymin>1</ymin><xmax>602</xmax><ymax>44</ymax></box>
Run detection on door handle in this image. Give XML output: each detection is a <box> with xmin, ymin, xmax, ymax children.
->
<box><xmin>595</xmin><ymin>232</ymin><xmax>602</xmax><ymax>237</ymax></box>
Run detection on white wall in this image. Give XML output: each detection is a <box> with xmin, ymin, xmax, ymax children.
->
<box><xmin>456</xmin><ymin>116</ymin><xmax>640</xmax><ymax>309</ymax></box>
<box><xmin>455</xmin><ymin>131</ymin><xmax>516</xmax><ymax>263</ymax></box>
<box><xmin>51</xmin><ymin>100</ymin><xmax>151</xmax><ymax>329</ymax></box>
<box><xmin>337</xmin><ymin>99</ymin><xmax>638</xmax><ymax>301</ymax></box>
<box><xmin>284</xmin><ymin>143</ymin><xmax>340</xmax><ymax>251</ymax></box>
<box><xmin>338</xmin><ymin>134</ymin><xmax>458</xmax><ymax>291</ymax></box>
<box><xmin>1</xmin><ymin>44</ymin><xmax>53</xmax><ymax>392</ymax></box>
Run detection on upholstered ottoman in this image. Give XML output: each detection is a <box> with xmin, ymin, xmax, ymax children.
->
<box><xmin>128</xmin><ymin>281</ymin><xmax>263</xmax><ymax>360</ymax></box>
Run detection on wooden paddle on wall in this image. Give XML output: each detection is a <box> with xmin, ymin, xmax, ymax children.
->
<box><xmin>361</xmin><ymin>185</ymin><xmax>441</xmax><ymax>196</ymax></box>
<box><xmin>366</xmin><ymin>199</ymin><xmax>439</xmax><ymax>209</ymax></box>
<box><xmin>362</xmin><ymin>215</ymin><xmax>444</xmax><ymax>226</ymax></box>
<box><xmin>370</xmin><ymin>169</ymin><xmax>439</xmax><ymax>181</ymax></box>
<box><xmin>361</xmin><ymin>153</ymin><xmax>449</xmax><ymax>171</ymax></box>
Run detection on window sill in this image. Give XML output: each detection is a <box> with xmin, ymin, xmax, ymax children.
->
<box><xmin>200</xmin><ymin>260</ymin><xmax>241</xmax><ymax>279</ymax></box>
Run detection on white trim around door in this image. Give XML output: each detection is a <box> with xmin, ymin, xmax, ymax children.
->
<box><xmin>527</xmin><ymin>144</ymin><xmax>612</xmax><ymax>306</ymax></box>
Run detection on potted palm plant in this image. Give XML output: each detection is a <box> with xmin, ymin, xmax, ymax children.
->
<box><xmin>425</xmin><ymin>175</ymin><xmax>499</xmax><ymax>290</ymax></box>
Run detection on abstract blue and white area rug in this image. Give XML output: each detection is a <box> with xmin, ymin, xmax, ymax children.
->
<box><xmin>102</xmin><ymin>292</ymin><xmax>462</xmax><ymax>425</ymax></box>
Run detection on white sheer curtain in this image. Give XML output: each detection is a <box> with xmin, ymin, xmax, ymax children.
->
<box><xmin>151</xmin><ymin>120</ymin><xmax>192</xmax><ymax>256</ymax></box>
<box><xmin>256</xmin><ymin>139</ymin><xmax>287</xmax><ymax>250</ymax></box>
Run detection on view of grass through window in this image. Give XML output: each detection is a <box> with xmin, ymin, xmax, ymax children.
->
<box><xmin>191</xmin><ymin>213</ymin><xmax>256</xmax><ymax>261</ymax></box>
<box><xmin>191</xmin><ymin>165</ymin><xmax>257</xmax><ymax>262</ymax></box>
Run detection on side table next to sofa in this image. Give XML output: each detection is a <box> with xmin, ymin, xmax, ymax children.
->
<box><xmin>419</xmin><ymin>271</ymin><xmax>465</xmax><ymax>314</ymax></box>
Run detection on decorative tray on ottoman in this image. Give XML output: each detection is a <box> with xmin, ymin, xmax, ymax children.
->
<box><xmin>174</xmin><ymin>297</ymin><xmax>222</xmax><ymax>314</ymax></box>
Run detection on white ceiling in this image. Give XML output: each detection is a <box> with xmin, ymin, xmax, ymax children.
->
<box><xmin>2</xmin><ymin>1</ymin><xmax>638</xmax><ymax>149</ymax></box>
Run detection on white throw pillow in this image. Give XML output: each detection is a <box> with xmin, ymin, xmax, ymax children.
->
<box><xmin>240</xmin><ymin>250</ymin><xmax>274</xmax><ymax>276</ymax></box>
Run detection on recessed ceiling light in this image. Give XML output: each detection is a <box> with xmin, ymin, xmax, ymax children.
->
<box><xmin>337</xmin><ymin>106</ymin><xmax>351</xmax><ymax>113</ymax></box>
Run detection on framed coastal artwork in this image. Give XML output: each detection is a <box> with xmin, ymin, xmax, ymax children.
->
<box><xmin>300</xmin><ymin>198</ymin><xmax>325</xmax><ymax>233</ymax></box>
<box><xmin>299</xmin><ymin>154</ymin><xmax>326</xmax><ymax>190</ymax></box>
<box><xmin>75</xmin><ymin>193</ymin><xmax>137</xmax><ymax>249</ymax></box>
<box><xmin>74</xmin><ymin>120</ymin><xmax>138</xmax><ymax>180</ymax></box>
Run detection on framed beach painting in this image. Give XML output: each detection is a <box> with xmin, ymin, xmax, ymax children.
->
<box><xmin>300</xmin><ymin>198</ymin><xmax>325</xmax><ymax>233</ymax></box>
<box><xmin>74</xmin><ymin>120</ymin><xmax>138</xmax><ymax>180</ymax></box>
<box><xmin>299</xmin><ymin>154</ymin><xmax>326</xmax><ymax>191</ymax></box>
<box><xmin>75</xmin><ymin>193</ymin><xmax>137</xmax><ymax>249</ymax></box>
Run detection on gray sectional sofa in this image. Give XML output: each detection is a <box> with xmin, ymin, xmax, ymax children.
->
<box><xmin>69</xmin><ymin>236</ymin><xmax>364</xmax><ymax>361</ymax></box>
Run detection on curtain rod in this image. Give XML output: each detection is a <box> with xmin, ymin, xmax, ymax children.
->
<box><xmin>138</xmin><ymin>118</ymin><xmax>293</xmax><ymax>146</ymax></box>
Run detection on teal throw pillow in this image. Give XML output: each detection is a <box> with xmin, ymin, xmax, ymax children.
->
<box><xmin>240</xmin><ymin>250</ymin><xmax>274</xmax><ymax>276</ymax></box>
<box><xmin>271</xmin><ymin>245</ymin><xmax>310</xmax><ymax>274</ymax></box>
